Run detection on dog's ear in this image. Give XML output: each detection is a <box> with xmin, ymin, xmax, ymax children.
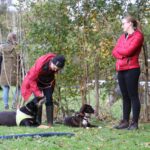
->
<box><xmin>82</xmin><ymin>104</ymin><xmax>94</xmax><ymax>114</ymax></box>
<box><xmin>79</xmin><ymin>104</ymin><xmax>86</xmax><ymax>113</ymax></box>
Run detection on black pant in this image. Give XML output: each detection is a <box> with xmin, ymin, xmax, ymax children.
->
<box><xmin>42</xmin><ymin>86</ymin><xmax>54</xmax><ymax>106</ymax></box>
<box><xmin>118</xmin><ymin>68</ymin><xmax>141</xmax><ymax>122</ymax></box>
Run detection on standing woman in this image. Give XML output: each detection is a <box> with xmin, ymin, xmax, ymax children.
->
<box><xmin>0</xmin><ymin>32</ymin><xmax>21</xmax><ymax>110</ymax></box>
<box><xmin>112</xmin><ymin>15</ymin><xmax>144</xmax><ymax>130</ymax></box>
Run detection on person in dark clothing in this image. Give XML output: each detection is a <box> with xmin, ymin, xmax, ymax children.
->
<box><xmin>112</xmin><ymin>15</ymin><xmax>144</xmax><ymax>130</ymax></box>
<box><xmin>21</xmin><ymin>53</ymin><xmax>65</xmax><ymax>127</ymax></box>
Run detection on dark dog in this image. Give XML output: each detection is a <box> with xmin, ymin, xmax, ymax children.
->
<box><xmin>64</xmin><ymin>104</ymin><xmax>97</xmax><ymax>128</ymax></box>
<box><xmin>0</xmin><ymin>97</ymin><xmax>46</xmax><ymax>127</ymax></box>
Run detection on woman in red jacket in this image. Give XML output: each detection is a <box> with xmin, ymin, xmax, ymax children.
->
<box><xmin>112</xmin><ymin>15</ymin><xmax>144</xmax><ymax>130</ymax></box>
<box><xmin>21</xmin><ymin>53</ymin><xmax>65</xmax><ymax>126</ymax></box>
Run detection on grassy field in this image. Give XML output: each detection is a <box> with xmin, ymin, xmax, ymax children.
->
<box><xmin>0</xmin><ymin>89</ymin><xmax>150</xmax><ymax>150</ymax></box>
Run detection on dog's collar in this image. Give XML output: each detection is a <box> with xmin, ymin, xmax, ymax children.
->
<box><xmin>79</xmin><ymin>112</ymin><xmax>85</xmax><ymax>117</ymax></box>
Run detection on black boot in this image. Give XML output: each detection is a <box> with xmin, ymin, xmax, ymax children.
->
<box><xmin>113</xmin><ymin>120</ymin><xmax>129</xmax><ymax>129</ymax></box>
<box><xmin>36</xmin><ymin>106</ymin><xmax>42</xmax><ymax>125</ymax></box>
<box><xmin>46</xmin><ymin>105</ymin><xmax>53</xmax><ymax>126</ymax></box>
<box><xmin>128</xmin><ymin>121</ymin><xmax>138</xmax><ymax>130</ymax></box>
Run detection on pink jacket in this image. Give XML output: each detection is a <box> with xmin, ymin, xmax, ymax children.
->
<box><xmin>112</xmin><ymin>29</ymin><xmax>144</xmax><ymax>71</ymax></box>
<box><xmin>21</xmin><ymin>53</ymin><xmax>56</xmax><ymax>101</ymax></box>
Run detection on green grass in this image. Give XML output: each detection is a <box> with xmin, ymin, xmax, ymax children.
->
<box><xmin>0</xmin><ymin>88</ymin><xmax>150</xmax><ymax>150</ymax></box>
<box><xmin>0</xmin><ymin>124</ymin><xmax>150</xmax><ymax>150</ymax></box>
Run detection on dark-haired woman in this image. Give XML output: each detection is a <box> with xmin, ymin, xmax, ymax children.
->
<box><xmin>21</xmin><ymin>53</ymin><xmax>65</xmax><ymax>127</ymax></box>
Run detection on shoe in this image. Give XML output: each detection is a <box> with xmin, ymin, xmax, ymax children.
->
<box><xmin>11</xmin><ymin>105</ymin><xmax>17</xmax><ymax>110</ymax></box>
<box><xmin>128</xmin><ymin>121</ymin><xmax>138</xmax><ymax>130</ymax></box>
<box><xmin>4</xmin><ymin>105</ymin><xmax>9</xmax><ymax>110</ymax></box>
<box><xmin>113</xmin><ymin>120</ymin><xmax>129</xmax><ymax>129</ymax></box>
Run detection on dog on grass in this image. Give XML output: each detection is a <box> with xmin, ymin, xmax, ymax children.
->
<box><xmin>0</xmin><ymin>97</ymin><xmax>46</xmax><ymax>127</ymax></box>
<box><xmin>64</xmin><ymin>104</ymin><xmax>98</xmax><ymax>128</ymax></box>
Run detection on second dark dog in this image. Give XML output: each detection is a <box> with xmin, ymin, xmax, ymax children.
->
<box><xmin>64</xmin><ymin>104</ymin><xmax>98</xmax><ymax>128</ymax></box>
<box><xmin>0</xmin><ymin>97</ymin><xmax>46</xmax><ymax>127</ymax></box>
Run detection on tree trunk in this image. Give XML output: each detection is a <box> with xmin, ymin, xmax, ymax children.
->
<box><xmin>140</xmin><ymin>42</ymin><xmax>150</xmax><ymax>122</ymax></box>
<box><xmin>80</xmin><ymin>77</ymin><xmax>87</xmax><ymax>105</ymax></box>
<box><xmin>94</xmin><ymin>56</ymin><xmax>100</xmax><ymax>117</ymax></box>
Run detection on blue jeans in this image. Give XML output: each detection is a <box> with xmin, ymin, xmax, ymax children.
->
<box><xmin>2</xmin><ymin>85</ymin><xmax>10</xmax><ymax>107</ymax></box>
<box><xmin>12</xmin><ymin>87</ymin><xmax>21</xmax><ymax>106</ymax></box>
<box><xmin>2</xmin><ymin>85</ymin><xmax>20</xmax><ymax>107</ymax></box>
